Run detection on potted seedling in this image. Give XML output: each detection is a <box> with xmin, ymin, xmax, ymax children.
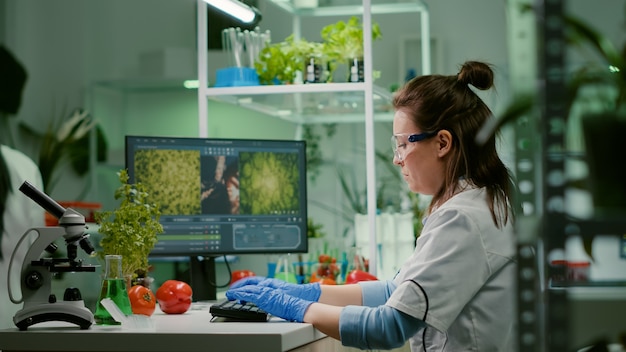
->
<box><xmin>255</xmin><ymin>35</ymin><xmax>308</xmax><ymax>85</ymax></box>
<box><xmin>320</xmin><ymin>16</ymin><xmax>382</xmax><ymax>82</ymax></box>
<box><xmin>301</xmin><ymin>41</ymin><xmax>329</xmax><ymax>84</ymax></box>
<box><xmin>95</xmin><ymin>169</ymin><xmax>163</xmax><ymax>284</ymax></box>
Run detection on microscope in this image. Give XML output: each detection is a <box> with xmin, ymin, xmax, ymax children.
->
<box><xmin>9</xmin><ymin>181</ymin><xmax>97</xmax><ymax>330</ymax></box>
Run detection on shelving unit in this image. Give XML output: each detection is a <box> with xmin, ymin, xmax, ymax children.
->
<box><xmin>195</xmin><ymin>0</ymin><xmax>430</xmax><ymax>275</ymax></box>
<box><xmin>203</xmin><ymin>83</ymin><xmax>396</xmax><ymax>125</ymax></box>
<box><xmin>516</xmin><ymin>1</ymin><xmax>626</xmax><ymax>351</ymax></box>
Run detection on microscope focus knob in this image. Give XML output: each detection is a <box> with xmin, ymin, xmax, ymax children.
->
<box><xmin>25</xmin><ymin>271</ymin><xmax>44</xmax><ymax>290</ymax></box>
<box><xmin>63</xmin><ymin>287</ymin><xmax>83</xmax><ymax>302</ymax></box>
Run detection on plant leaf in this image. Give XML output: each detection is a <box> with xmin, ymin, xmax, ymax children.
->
<box><xmin>565</xmin><ymin>15</ymin><xmax>624</xmax><ymax>70</ymax></box>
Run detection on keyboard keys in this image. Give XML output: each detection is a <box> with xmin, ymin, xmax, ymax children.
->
<box><xmin>209</xmin><ymin>299</ymin><xmax>269</xmax><ymax>322</ymax></box>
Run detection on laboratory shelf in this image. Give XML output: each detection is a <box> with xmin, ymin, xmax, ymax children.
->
<box><xmin>198</xmin><ymin>0</ymin><xmax>430</xmax><ymax>130</ymax></box>
<box><xmin>205</xmin><ymin>83</ymin><xmax>395</xmax><ymax>124</ymax></box>
<box><xmin>91</xmin><ymin>78</ymin><xmax>196</xmax><ymax>92</ymax></box>
<box><xmin>268</xmin><ymin>0</ymin><xmax>427</xmax><ymax>17</ymax></box>
<box><xmin>204</xmin><ymin>82</ymin><xmax>368</xmax><ymax>96</ymax></box>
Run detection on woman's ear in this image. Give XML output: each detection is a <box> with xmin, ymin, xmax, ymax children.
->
<box><xmin>436</xmin><ymin>130</ymin><xmax>453</xmax><ymax>157</ymax></box>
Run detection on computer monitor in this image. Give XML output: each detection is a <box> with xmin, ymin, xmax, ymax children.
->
<box><xmin>125</xmin><ymin>135</ymin><xmax>308</xmax><ymax>300</ymax></box>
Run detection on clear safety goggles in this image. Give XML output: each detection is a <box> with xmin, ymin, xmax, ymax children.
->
<box><xmin>391</xmin><ymin>131</ymin><xmax>438</xmax><ymax>162</ymax></box>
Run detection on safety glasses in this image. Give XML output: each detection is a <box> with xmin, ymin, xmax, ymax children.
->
<box><xmin>391</xmin><ymin>131</ymin><xmax>438</xmax><ymax>162</ymax></box>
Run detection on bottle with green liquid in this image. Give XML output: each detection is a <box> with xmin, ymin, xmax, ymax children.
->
<box><xmin>94</xmin><ymin>254</ymin><xmax>133</xmax><ymax>325</ymax></box>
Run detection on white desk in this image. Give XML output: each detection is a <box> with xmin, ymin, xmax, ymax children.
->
<box><xmin>0</xmin><ymin>302</ymin><xmax>328</xmax><ymax>352</ymax></box>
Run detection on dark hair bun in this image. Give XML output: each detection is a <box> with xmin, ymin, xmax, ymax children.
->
<box><xmin>457</xmin><ymin>61</ymin><xmax>494</xmax><ymax>90</ymax></box>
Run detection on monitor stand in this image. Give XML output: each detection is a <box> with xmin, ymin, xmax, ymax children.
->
<box><xmin>189</xmin><ymin>256</ymin><xmax>217</xmax><ymax>301</ymax></box>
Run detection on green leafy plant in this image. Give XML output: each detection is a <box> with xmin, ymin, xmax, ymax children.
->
<box><xmin>307</xmin><ymin>217</ymin><xmax>326</xmax><ymax>238</ymax></box>
<box><xmin>476</xmin><ymin>7</ymin><xmax>626</xmax><ymax>259</ymax></box>
<box><xmin>320</xmin><ymin>16</ymin><xmax>382</xmax><ymax>80</ymax></box>
<box><xmin>254</xmin><ymin>18</ymin><xmax>382</xmax><ymax>85</ymax></box>
<box><xmin>18</xmin><ymin>108</ymin><xmax>107</xmax><ymax>194</ymax></box>
<box><xmin>255</xmin><ymin>34</ymin><xmax>316</xmax><ymax>84</ymax></box>
<box><xmin>321</xmin><ymin>16</ymin><xmax>382</xmax><ymax>60</ymax></box>
<box><xmin>95</xmin><ymin>169</ymin><xmax>163</xmax><ymax>279</ymax></box>
<box><xmin>477</xmin><ymin>9</ymin><xmax>625</xmax><ymax>144</ymax></box>
<box><xmin>336</xmin><ymin>150</ymin><xmax>425</xmax><ymax>238</ymax></box>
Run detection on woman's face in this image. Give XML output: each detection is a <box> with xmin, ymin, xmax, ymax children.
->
<box><xmin>392</xmin><ymin>109</ymin><xmax>445</xmax><ymax>195</ymax></box>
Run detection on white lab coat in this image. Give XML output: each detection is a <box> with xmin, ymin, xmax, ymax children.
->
<box><xmin>0</xmin><ymin>145</ymin><xmax>45</xmax><ymax>329</ymax></box>
<box><xmin>388</xmin><ymin>185</ymin><xmax>517</xmax><ymax>351</ymax></box>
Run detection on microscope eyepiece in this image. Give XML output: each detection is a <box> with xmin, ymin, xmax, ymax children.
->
<box><xmin>19</xmin><ymin>181</ymin><xmax>65</xmax><ymax>219</ymax></box>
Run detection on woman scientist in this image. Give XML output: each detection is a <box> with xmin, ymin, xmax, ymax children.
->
<box><xmin>226</xmin><ymin>60</ymin><xmax>517</xmax><ymax>351</ymax></box>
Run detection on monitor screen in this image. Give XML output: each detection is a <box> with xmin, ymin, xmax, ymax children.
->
<box><xmin>125</xmin><ymin>136</ymin><xmax>308</xmax><ymax>257</ymax></box>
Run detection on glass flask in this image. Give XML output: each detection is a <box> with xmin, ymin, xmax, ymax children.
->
<box><xmin>94</xmin><ymin>254</ymin><xmax>133</xmax><ymax>325</ymax></box>
<box><xmin>273</xmin><ymin>254</ymin><xmax>298</xmax><ymax>283</ymax></box>
<box><xmin>347</xmin><ymin>246</ymin><xmax>367</xmax><ymax>272</ymax></box>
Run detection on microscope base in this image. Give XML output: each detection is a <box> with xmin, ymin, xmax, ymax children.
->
<box><xmin>14</xmin><ymin>301</ymin><xmax>94</xmax><ymax>331</ymax></box>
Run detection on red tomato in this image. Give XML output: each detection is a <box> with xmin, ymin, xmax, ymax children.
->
<box><xmin>318</xmin><ymin>254</ymin><xmax>331</xmax><ymax>263</ymax></box>
<box><xmin>345</xmin><ymin>270</ymin><xmax>378</xmax><ymax>284</ymax></box>
<box><xmin>155</xmin><ymin>280</ymin><xmax>193</xmax><ymax>314</ymax></box>
<box><xmin>231</xmin><ymin>270</ymin><xmax>255</xmax><ymax>285</ymax></box>
<box><xmin>128</xmin><ymin>285</ymin><xmax>156</xmax><ymax>316</ymax></box>
<box><xmin>316</xmin><ymin>263</ymin><xmax>340</xmax><ymax>280</ymax></box>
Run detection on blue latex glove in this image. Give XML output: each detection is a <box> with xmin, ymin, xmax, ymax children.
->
<box><xmin>230</xmin><ymin>276</ymin><xmax>321</xmax><ymax>302</ymax></box>
<box><xmin>225</xmin><ymin>285</ymin><xmax>314</xmax><ymax>322</ymax></box>
<box><xmin>230</xmin><ymin>276</ymin><xmax>266</xmax><ymax>288</ymax></box>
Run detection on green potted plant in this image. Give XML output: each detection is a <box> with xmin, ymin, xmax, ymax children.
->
<box><xmin>565</xmin><ymin>15</ymin><xmax>626</xmax><ymax>217</ymax></box>
<box><xmin>476</xmin><ymin>8</ymin><xmax>626</xmax><ymax>257</ymax></box>
<box><xmin>307</xmin><ymin>217</ymin><xmax>326</xmax><ymax>239</ymax></box>
<box><xmin>320</xmin><ymin>16</ymin><xmax>382</xmax><ymax>82</ymax></box>
<box><xmin>255</xmin><ymin>34</ymin><xmax>309</xmax><ymax>85</ymax></box>
<box><xmin>95</xmin><ymin>169</ymin><xmax>164</xmax><ymax>282</ymax></box>
<box><xmin>301</xmin><ymin>41</ymin><xmax>330</xmax><ymax>84</ymax></box>
<box><xmin>479</xmin><ymin>10</ymin><xmax>625</xmax><ymax>211</ymax></box>
<box><xmin>337</xmin><ymin>150</ymin><xmax>425</xmax><ymax>238</ymax></box>
<box><xmin>18</xmin><ymin>108</ymin><xmax>108</xmax><ymax>195</ymax></box>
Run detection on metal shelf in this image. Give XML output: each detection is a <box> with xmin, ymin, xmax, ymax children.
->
<box><xmin>205</xmin><ymin>83</ymin><xmax>394</xmax><ymax>124</ymax></box>
<box><xmin>267</xmin><ymin>0</ymin><xmax>427</xmax><ymax>17</ymax></box>
<box><xmin>90</xmin><ymin>78</ymin><xmax>196</xmax><ymax>92</ymax></box>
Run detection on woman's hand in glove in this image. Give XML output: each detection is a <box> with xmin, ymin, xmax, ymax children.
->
<box><xmin>230</xmin><ymin>277</ymin><xmax>321</xmax><ymax>302</ymax></box>
<box><xmin>225</xmin><ymin>285</ymin><xmax>314</xmax><ymax>322</ymax></box>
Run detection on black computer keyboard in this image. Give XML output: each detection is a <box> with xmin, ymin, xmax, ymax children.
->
<box><xmin>209</xmin><ymin>299</ymin><xmax>269</xmax><ymax>322</ymax></box>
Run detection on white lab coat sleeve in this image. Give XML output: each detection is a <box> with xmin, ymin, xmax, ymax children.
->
<box><xmin>386</xmin><ymin>207</ymin><xmax>491</xmax><ymax>332</ymax></box>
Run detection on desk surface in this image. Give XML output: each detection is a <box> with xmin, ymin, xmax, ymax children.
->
<box><xmin>0</xmin><ymin>302</ymin><xmax>327</xmax><ymax>352</ymax></box>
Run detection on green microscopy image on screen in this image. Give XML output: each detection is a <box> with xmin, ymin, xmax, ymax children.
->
<box><xmin>239</xmin><ymin>151</ymin><xmax>300</xmax><ymax>215</ymax></box>
<box><xmin>134</xmin><ymin>149</ymin><xmax>202</xmax><ymax>215</ymax></box>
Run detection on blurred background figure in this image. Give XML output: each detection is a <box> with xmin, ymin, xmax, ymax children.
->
<box><xmin>0</xmin><ymin>44</ymin><xmax>45</xmax><ymax>329</ymax></box>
